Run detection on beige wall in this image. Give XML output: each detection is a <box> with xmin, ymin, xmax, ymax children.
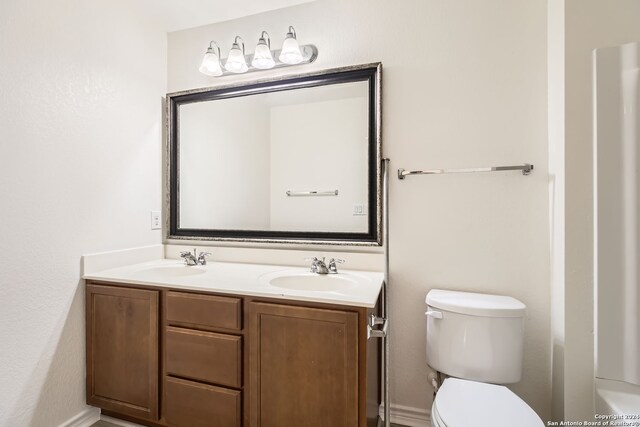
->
<box><xmin>168</xmin><ymin>0</ymin><xmax>551</xmax><ymax>420</ymax></box>
<box><xmin>551</xmin><ymin>0</ymin><xmax>640</xmax><ymax>421</ymax></box>
<box><xmin>0</xmin><ymin>1</ymin><xmax>166</xmax><ymax>426</ymax></box>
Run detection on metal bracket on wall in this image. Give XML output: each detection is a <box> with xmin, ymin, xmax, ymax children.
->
<box><xmin>367</xmin><ymin>314</ymin><xmax>388</xmax><ymax>339</ymax></box>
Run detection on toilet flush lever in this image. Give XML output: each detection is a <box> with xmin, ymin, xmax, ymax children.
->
<box><xmin>425</xmin><ymin>310</ymin><xmax>443</xmax><ymax>319</ymax></box>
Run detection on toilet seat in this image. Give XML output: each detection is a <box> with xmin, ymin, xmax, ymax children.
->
<box><xmin>431</xmin><ymin>378</ymin><xmax>544</xmax><ymax>427</ymax></box>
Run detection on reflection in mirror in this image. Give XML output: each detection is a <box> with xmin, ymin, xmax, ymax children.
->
<box><xmin>179</xmin><ymin>82</ymin><xmax>369</xmax><ymax>232</ymax></box>
<box><xmin>168</xmin><ymin>64</ymin><xmax>381</xmax><ymax>245</ymax></box>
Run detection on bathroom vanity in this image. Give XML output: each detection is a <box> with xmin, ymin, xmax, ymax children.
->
<box><xmin>83</xmin><ymin>62</ymin><xmax>386</xmax><ymax>427</ymax></box>
<box><xmin>84</xmin><ymin>259</ymin><xmax>383</xmax><ymax>427</ymax></box>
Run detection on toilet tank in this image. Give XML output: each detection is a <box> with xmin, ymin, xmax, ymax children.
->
<box><xmin>425</xmin><ymin>289</ymin><xmax>526</xmax><ymax>384</ymax></box>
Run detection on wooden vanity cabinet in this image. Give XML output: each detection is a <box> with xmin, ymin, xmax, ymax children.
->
<box><xmin>86</xmin><ymin>284</ymin><xmax>159</xmax><ymax>421</ymax></box>
<box><xmin>86</xmin><ymin>281</ymin><xmax>380</xmax><ymax>427</ymax></box>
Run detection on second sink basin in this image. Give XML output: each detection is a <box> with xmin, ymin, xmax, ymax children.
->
<box><xmin>261</xmin><ymin>270</ymin><xmax>361</xmax><ymax>292</ymax></box>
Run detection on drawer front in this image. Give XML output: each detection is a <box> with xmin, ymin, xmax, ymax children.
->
<box><xmin>166</xmin><ymin>291</ymin><xmax>242</xmax><ymax>331</ymax></box>
<box><xmin>165</xmin><ymin>377</ymin><xmax>241</xmax><ymax>427</ymax></box>
<box><xmin>166</xmin><ymin>327</ymin><xmax>242</xmax><ymax>388</ymax></box>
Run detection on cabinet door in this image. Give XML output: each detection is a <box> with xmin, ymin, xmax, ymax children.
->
<box><xmin>250</xmin><ymin>302</ymin><xmax>359</xmax><ymax>427</ymax></box>
<box><xmin>86</xmin><ymin>284</ymin><xmax>159</xmax><ymax>420</ymax></box>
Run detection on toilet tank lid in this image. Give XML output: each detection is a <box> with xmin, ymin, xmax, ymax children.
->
<box><xmin>426</xmin><ymin>289</ymin><xmax>526</xmax><ymax>318</ymax></box>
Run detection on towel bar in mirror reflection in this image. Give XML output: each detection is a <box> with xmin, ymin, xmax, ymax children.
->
<box><xmin>286</xmin><ymin>190</ymin><xmax>339</xmax><ymax>197</ymax></box>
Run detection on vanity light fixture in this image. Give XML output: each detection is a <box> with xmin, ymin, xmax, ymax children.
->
<box><xmin>224</xmin><ymin>36</ymin><xmax>249</xmax><ymax>73</ymax></box>
<box><xmin>198</xmin><ymin>41</ymin><xmax>223</xmax><ymax>77</ymax></box>
<box><xmin>251</xmin><ymin>31</ymin><xmax>275</xmax><ymax>69</ymax></box>
<box><xmin>279</xmin><ymin>26</ymin><xmax>303</xmax><ymax>65</ymax></box>
<box><xmin>199</xmin><ymin>26</ymin><xmax>317</xmax><ymax>77</ymax></box>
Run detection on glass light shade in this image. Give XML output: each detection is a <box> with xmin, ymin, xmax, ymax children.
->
<box><xmin>279</xmin><ymin>36</ymin><xmax>303</xmax><ymax>65</ymax></box>
<box><xmin>199</xmin><ymin>50</ymin><xmax>223</xmax><ymax>76</ymax></box>
<box><xmin>225</xmin><ymin>44</ymin><xmax>248</xmax><ymax>73</ymax></box>
<box><xmin>251</xmin><ymin>41</ymin><xmax>275</xmax><ymax>69</ymax></box>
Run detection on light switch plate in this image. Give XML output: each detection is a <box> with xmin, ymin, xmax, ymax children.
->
<box><xmin>151</xmin><ymin>211</ymin><xmax>161</xmax><ymax>230</ymax></box>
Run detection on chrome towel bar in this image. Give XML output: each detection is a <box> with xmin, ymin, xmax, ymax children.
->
<box><xmin>286</xmin><ymin>190</ymin><xmax>339</xmax><ymax>197</ymax></box>
<box><xmin>398</xmin><ymin>163</ymin><xmax>533</xmax><ymax>179</ymax></box>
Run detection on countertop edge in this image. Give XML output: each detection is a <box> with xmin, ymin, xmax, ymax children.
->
<box><xmin>83</xmin><ymin>262</ymin><xmax>382</xmax><ymax>309</ymax></box>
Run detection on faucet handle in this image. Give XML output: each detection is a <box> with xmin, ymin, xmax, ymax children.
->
<box><xmin>197</xmin><ymin>252</ymin><xmax>211</xmax><ymax>265</ymax></box>
<box><xmin>304</xmin><ymin>257</ymin><xmax>319</xmax><ymax>273</ymax></box>
<box><xmin>180</xmin><ymin>250</ymin><xmax>197</xmax><ymax>265</ymax></box>
<box><xmin>328</xmin><ymin>258</ymin><xmax>345</xmax><ymax>273</ymax></box>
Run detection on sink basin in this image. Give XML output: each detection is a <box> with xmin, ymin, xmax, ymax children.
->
<box><xmin>261</xmin><ymin>271</ymin><xmax>362</xmax><ymax>292</ymax></box>
<box><xmin>132</xmin><ymin>265</ymin><xmax>206</xmax><ymax>279</ymax></box>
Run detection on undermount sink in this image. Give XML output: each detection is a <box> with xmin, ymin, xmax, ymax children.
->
<box><xmin>132</xmin><ymin>264</ymin><xmax>206</xmax><ymax>279</ymax></box>
<box><xmin>261</xmin><ymin>270</ymin><xmax>362</xmax><ymax>292</ymax></box>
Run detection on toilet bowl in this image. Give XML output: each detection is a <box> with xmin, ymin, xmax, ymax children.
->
<box><xmin>425</xmin><ymin>290</ymin><xmax>544</xmax><ymax>427</ymax></box>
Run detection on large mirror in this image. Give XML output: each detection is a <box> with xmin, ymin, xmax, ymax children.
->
<box><xmin>167</xmin><ymin>63</ymin><xmax>381</xmax><ymax>245</ymax></box>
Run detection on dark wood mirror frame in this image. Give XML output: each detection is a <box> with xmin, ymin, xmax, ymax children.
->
<box><xmin>166</xmin><ymin>63</ymin><xmax>382</xmax><ymax>246</ymax></box>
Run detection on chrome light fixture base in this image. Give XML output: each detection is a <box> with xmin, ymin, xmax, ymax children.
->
<box><xmin>211</xmin><ymin>44</ymin><xmax>317</xmax><ymax>78</ymax></box>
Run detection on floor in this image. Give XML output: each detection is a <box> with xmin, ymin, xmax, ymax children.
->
<box><xmin>91</xmin><ymin>421</ymin><xmax>409</xmax><ymax>427</ymax></box>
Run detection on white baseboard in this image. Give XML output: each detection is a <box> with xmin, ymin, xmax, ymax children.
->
<box><xmin>100</xmin><ymin>415</ymin><xmax>146</xmax><ymax>427</ymax></box>
<box><xmin>380</xmin><ymin>403</ymin><xmax>431</xmax><ymax>427</ymax></box>
<box><xmin>59</xmin><ymin>408</ymin><xmax>100</xmax><ymax>427</ymax></box>
<box><xmin>60</xmin><ymin>405</ymin><xmax>429</xmax><ymax>427</ymax></box>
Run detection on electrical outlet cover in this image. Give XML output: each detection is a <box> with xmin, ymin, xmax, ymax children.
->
<box><xmin>151</xmin><ymin>210</ymin><xmax>161</xmax><ymax>230</ymax></box>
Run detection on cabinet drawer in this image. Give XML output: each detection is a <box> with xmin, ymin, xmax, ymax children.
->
<box><xmin>166</xmin><ymin>291</ymin><xmax>242</xmax><ymax>331</ymax></box>
<box><xmin>165</xmin><ymin>377</ymin><xmax>241</xmax><ymax>427</ymax></box>
<box><xmin>166</xmin><ymin>327</ymin><xmax>242</xmax><ymax>388</ymax></box>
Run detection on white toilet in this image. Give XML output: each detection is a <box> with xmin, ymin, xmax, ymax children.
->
<box><xmin>425</xmin><ymin>289</ymin><xmax>544</xmax><ymax>427</ymax></box>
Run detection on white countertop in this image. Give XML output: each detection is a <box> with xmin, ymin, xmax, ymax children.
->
<box><xmin>83</xmin><ymin>258</ymin><xmax>384</xmax><ymax>308</ymax></box>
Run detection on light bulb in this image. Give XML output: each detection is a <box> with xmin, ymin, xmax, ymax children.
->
<box><xmin>199</xmin><ymin>43</ymin><xmax>222</xmax><ymax>77</ymax></box>
<box><xmin>279</xmin><ymin>26</ymin><xmax>303</xmax><ymax>65</ymax></box>
<box><xmin>225</xmin><ymin>37</ymin><xmax>248</xmax><ymax>73</ymax></box>
<box><xmin>252</xmin><ymin>32</ymin><xmax>275</xmax><ymax>69</ymax></box>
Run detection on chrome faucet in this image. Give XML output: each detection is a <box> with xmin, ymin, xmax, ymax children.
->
<box><xmin>306</xmin><ymin>257</ymin><xmax>345</xmax><ymax>274</ymax></box>
<box><xmin>180</xmin><ymin>248</ymin><xmax>210</xmax><ymax>266</ymax></box>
